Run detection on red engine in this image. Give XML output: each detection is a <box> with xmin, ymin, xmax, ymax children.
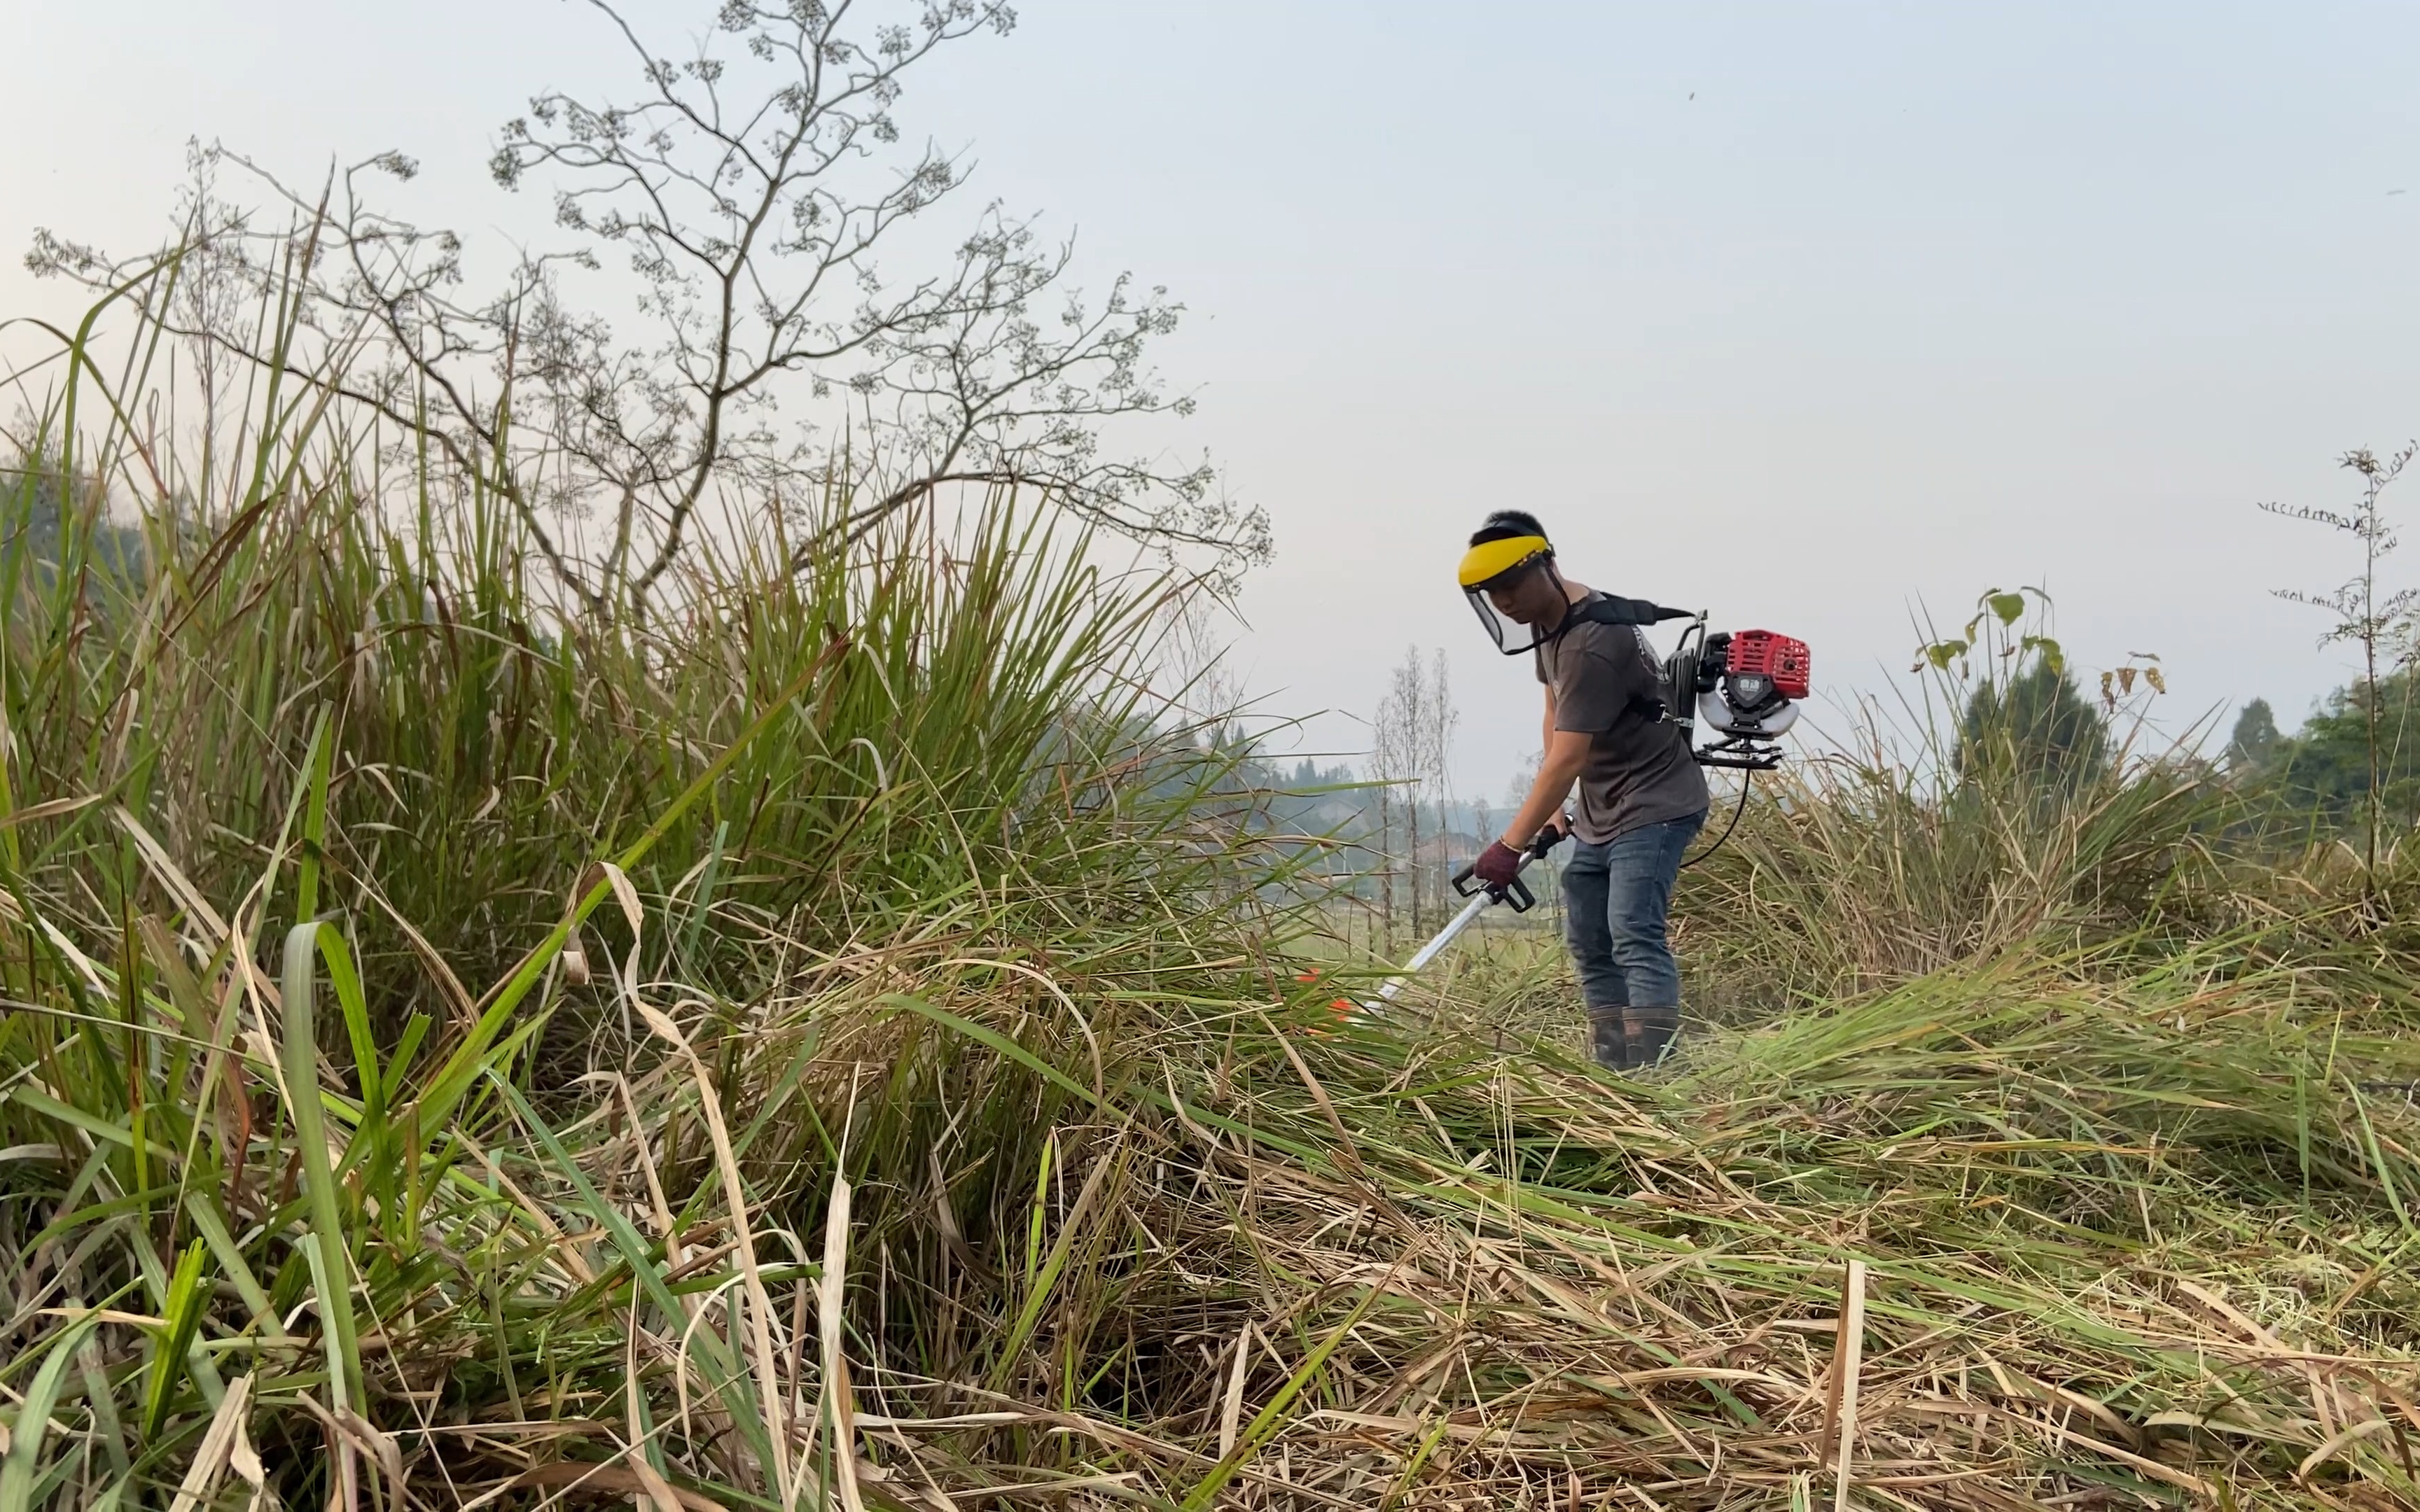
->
<box><xmin>1680</xmin><ymin>626</ymin><xmax>1810</xmax><ymax>767</ymax></box>
<box><xmin>1726</xmin><ymin>630</ymin><xmax>1811</xmax><ymax>699</ymax></box>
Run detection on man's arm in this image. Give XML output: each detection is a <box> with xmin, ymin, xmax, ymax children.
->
<box><xmin>1470</xmin><ymin>686</ymin><xmax>1583</xmax><ymax>886</ymax></box>
<box><xmin>1503</xmin><ymin>725</ymin><xmax>1587</xmax><ymax>850</ymax></box>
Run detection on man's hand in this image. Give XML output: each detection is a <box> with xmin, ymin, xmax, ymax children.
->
<box><xmin>1473</xmin><ymin>841</ymin><xmax>1524</xmax><ymax>888</ymax></box>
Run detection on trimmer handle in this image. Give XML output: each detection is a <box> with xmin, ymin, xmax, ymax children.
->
<box><xmin>1527</xmin><ymin>820</ymin><xmax>1572</xmax><ymax>860</ymax></box>
<box><xmin>1450</xmin><ymin>819</ymin><xmax>1568</xmax><ymax>913</ymax></box>
<box><xmin>1451</xmin><ymin>864</ymin><xmax>1536</xmax><ymax>913</ymax></box>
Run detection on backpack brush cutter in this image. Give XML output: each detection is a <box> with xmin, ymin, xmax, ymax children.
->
<box><xmin>1344</xmin><ymin>614</ymin><xmax>1812</xmax><ymax>1013</ymax></box>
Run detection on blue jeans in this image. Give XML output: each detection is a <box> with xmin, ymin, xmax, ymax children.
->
<box><xmin>1562</xmin><ymin>811</ymin><xmax>1705</xmax><ymax>1011</ymax></box>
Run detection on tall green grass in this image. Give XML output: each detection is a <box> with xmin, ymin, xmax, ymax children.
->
<box><xmin>1</xmin><ymin>266</ymin><xmax>2416</xmax><ymax>1509</ymax></box>
<box><xmin>1673</xmin><ymin>726</ymin><xmax>2227</xmax><ymax>1021</ymax></box>
<box><xmin>0</xmin><ymin>261</ymin><xmax>1291</xmax><ymax>1505</ymax></box>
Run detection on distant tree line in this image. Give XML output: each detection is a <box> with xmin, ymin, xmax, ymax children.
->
<box><xmin>2227</xmin><ymin>678</ymin><xmax>2420</xmax><ymax>834</ymax></box>
<box><xmin>1942</xmin><ymin>636</ymin><xmax>2420</xmax><ymax>849</ymax></box>
<box><xmin>1</xmin><ymin>452</ymin><xmax>148</xmax><ymax>582</ymax></box>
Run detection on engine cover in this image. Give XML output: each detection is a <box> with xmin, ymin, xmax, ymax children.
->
<box><xmin>1725</xmin><ymin>630</ymin><xmax>1810</xmax><ymax>698</ymax></box>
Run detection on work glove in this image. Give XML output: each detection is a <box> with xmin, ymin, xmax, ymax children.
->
<box><xmin>1472</xmin><ymin>840</ymin><xmax>1524</xmax><ymax>888</ymax></box>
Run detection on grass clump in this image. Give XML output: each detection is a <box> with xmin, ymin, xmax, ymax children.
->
<box><xmin>0</xmin><ymin>281</ymin><xmax>2416</xmax><ymax>1511</ymax></box>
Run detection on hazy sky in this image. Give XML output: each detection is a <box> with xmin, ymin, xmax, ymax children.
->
<box><xmin>8</xmin><ymin>2</ymin><xmax>2420</xmax><ymax>797</ymax></box>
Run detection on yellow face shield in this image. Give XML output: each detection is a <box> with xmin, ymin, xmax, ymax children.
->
<box><xmin>1455</xmin><ymin>535</ymin><xmax>1559</xmax><ymax>654</ymax></box>
<box><xmin>1455</xmin><ymin>534</ymin><xmax>1550</xmax><ymax>589</ymax></box>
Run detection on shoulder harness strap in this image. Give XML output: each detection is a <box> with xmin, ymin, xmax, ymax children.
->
<box><xmin>1551</xmin><ymin>596</ymin><xmax>1696</xmax><ymax>726</ymax></box>
<box><xmin>1562</xmin><ymin>595</ymin><xmax>1692</xmax><ymax>628</ymax></box>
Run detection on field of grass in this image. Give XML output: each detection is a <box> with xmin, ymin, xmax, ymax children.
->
<box><xmin>1</xmin><ymin>281</ymin><xmax>2417</xmax><ymax>1511</ymax></box>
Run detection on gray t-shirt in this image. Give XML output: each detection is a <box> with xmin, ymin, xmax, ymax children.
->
<box><xmin>1534</xmin><ymin>598</ymin><xmax>1710</xmax><ymax>844</ymax></box>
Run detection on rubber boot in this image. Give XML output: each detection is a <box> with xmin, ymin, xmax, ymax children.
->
<box><xmin>1626</xmin><ymin>1006</ymin><xmax>1680</xmax><ymax>1072</ymax></box>
<box><xmin>1587</xmin><ymin>1007</ymin><xmax>1629</xmax><ymax>1072</ymax></box>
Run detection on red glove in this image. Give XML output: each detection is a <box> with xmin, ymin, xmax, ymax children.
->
<box><xmin>1473</xmin><ymin>840</ymin><xmax>1524</xmax><ymax>887</ymax></box>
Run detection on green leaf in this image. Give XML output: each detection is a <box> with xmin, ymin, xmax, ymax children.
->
<box><xmin>0</xmin><ymin>1313</ymin><xmax>104</xmax><ymax>1512</ymax></box>
<box><xmin>181</xmin><ymin>1193</ymin><xmax>279</xmax><ymax>1336</ymax></box>
<box><xmin>382</xmin><ymin>1011</ymin><xmax>432</xmax><ymax>1107</ymax></box>
<box><xmin>1921</xmin><ymin>639</ymin><xmax>1969</xmax><ymax>671</ymax></box>
<box><xmin>883</xmin><ymin>993</ymin><xmax>1109</xmax><ymax>1113</ymax></box>
<box><xmin>317</xmin><ymin>925</ymin><xmax>382</xmax><ymax>1124</ymax></box>
<box><xmin>293</xmin><ymin>707</ymin><xmax>334</xmax><ymax>927</ymax></box>
<box><xmin>1989</xmin><ymin>591</ymin><xmax>2027</xmax><ymax>626</ymax></box>
<box><xmin>483</xmin><ymin>1071</ymin><xmax>774</xmax><ymax>1467</ymax></box>
<box><xmin>990</xmin><ymin>1137</ymin><xmax>1121</xmax><ymax>1396</ymax></box>
<box><xmin>141</xmin><ymin>1240</ymin><xmax>212</xmax><ymax>1441</ymax></box>
<box><xmin>282</xmin><ymin>922</ymin><xmax>366</xmax><ymax>1415</ymax></box>
<box><xmin>1181</xmin><ymin>1282</ymin><xmax>1386</xmax><ymax>1510</ymax></box>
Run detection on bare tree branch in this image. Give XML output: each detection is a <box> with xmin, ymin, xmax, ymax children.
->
<box><xmin>28</xmin><ymin>0</ymin><xmax>1268</xmax><ymax>613</ymax></box>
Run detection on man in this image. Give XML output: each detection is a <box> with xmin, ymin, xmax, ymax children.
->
<box><xmin>1460</xmin><ymin>511</ymin><xmax>1710</xmax><ymax>1072</ymax></box>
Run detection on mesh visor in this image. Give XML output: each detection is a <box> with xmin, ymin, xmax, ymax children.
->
<box><xmin>1456</xmin><ymin>536</ymin><xmax>1560</xmax><ymax>655</ymax></box>
<box><xmin>1463</xmin><ymin>582</ymin><xmax>1554</xmax><ymax>655</ymax></box>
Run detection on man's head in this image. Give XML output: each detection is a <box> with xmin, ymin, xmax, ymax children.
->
<box><xmin>1456</xmin><ymin>510</ymin><xmax>1573</xmax><ymax>653</ymax></box>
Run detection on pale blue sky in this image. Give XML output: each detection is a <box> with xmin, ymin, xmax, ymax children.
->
<box><xmin>7</xmin><ymin>2</ymin><xmax>2419</xmax><ymax>794</ymax></box>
